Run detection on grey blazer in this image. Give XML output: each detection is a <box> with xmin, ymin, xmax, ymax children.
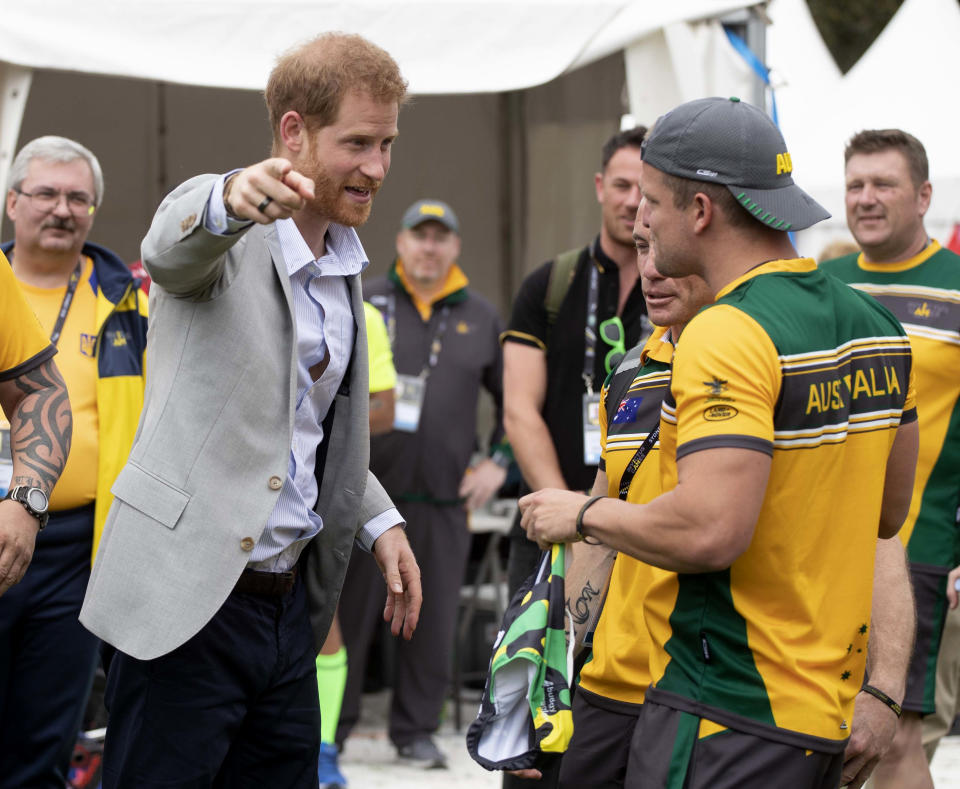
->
<box><xmin>80</xmin><ymin>174</ymin><xmax>394</xmax><ymax>661</ymax></box>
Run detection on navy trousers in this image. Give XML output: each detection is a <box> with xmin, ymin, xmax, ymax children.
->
<box><xmin>0</xmin><ymin>505</ymin><xmax>99</xmax><ymax>789</ymax></box>
<box><xmin>101</xmin><ymin>572</ymin><xmax>321</xmax><ymax>788</ymax></box>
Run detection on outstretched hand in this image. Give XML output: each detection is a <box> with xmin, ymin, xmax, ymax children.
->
<box><xmin>372</xmin><ymin>525</ymin><xmax>422</xmax><ymax>640</ymax></box>
<box><xmin>223</xmin><ymin>158</ymin><xmax>315</xmax><ymax>224</ymax></box>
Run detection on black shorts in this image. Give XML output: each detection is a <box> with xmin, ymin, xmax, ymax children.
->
<box><xmin>559</xmin><ymin>688</ymin><xmax>641</xmax><ymax>789</ymax></box>
<box><xmin>625</xmin><ymin>698</ymin><xmax>844</xmax><ymax>789</ymax></box>
<box><xmin>902</xmin><ymin>562</ymin><xmax>951</xmax><ymax>714</ymax></box>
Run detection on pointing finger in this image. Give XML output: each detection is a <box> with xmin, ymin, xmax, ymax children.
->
<box><xmin>283</xmin><ymin>170</ymin><xmax>315</xmax><ymax>201</ymax></box>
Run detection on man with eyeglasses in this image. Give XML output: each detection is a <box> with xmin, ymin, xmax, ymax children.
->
<box><xmin>0</xmin><ymin>135</ymin><xmax>147</xmax><ymax>788</ymax></box>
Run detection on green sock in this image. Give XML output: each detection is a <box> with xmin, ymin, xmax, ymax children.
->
<box><xmin>315</xmin><ymin>647</ymin><xmax>348</xmax><ymax>745</ymax></box>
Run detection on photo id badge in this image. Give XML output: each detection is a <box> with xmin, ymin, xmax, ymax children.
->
<box><xmin>394</xmin><ymin>373</ymin><xmax>426</xmax><ymax>433</ymax></box>
<box><xmin>582</xmin><ymin>393</ymin><xmax>602</xmax><ymax>466</ymax></box>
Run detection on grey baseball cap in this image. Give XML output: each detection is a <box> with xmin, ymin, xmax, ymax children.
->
<box><xmin>642</xmin><ymin>97</ymin><xmax>829</xmax><ymax>232</ymax></box>
<box><xmin>401</xmin><ymin>199</ymin><xmax>460</xmax><ymax>233</ymax></box>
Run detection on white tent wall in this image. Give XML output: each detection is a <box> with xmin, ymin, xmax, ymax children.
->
<box><xmin>623</xmin><ymin>0</ymin><xmax>843</xmax><ymax>256</ymax></box>
<box><xmin>625</xmin><ymin>18</ymin><xmax>756</xmax><ymax>127</ymax></box>
<box><xmin>774</xmin><ymin>0</ymin><xmax>960</xmax><ymax>258</ymax></box>
<box><xmin>765</xmin><ymin>0</ymin><xmax>845</xmax><ymax>257</ymax></box>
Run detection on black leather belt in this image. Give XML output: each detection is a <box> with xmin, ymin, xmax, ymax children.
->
<box><xmin>233</xmin><ymin>567</ymin><xmax>297</xmax><ymax>597</ymax></box>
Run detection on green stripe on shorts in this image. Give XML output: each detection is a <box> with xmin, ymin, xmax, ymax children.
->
<box><xmin>666</xmin><ymin>711</ymin><xmax>699</xmax><ymax>789</ymax></box>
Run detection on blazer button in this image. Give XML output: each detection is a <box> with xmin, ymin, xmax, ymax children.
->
<box><xmin>240</xmin><ymin>537</ymin><xmax>255</xmax><ymax>552</ymax></box>
<box><xmin>268</xmin><ymin>476</ymin><xmax>283</xmax><ymax>490</ymax></box>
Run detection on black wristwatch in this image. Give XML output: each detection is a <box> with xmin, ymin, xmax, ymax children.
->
<box><xmin>4</xmin><ymin>486</ymin><xmax>50</xmax><ymax>530</ymax></box>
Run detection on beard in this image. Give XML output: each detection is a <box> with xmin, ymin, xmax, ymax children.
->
<box><xmin>303</xmin><ymin>161</ymin><xmax>381</xmax><ymax>229</ymax></box>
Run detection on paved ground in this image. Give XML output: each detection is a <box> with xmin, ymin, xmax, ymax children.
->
<box><xmin>932</xmin><ymin>739</ymin><xmax>960</xmax><ymax>788</ymax></box>
<box><xmin>339</xmin><ymin>689</ymin><xmax>960</xmax><ymax>788</ymax></box>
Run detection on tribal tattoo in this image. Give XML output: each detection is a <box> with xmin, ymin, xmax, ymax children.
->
<box><xmin>2</xmin><ymin>359</ymin><xmax>72</xmax><ymax>494</ymax></box>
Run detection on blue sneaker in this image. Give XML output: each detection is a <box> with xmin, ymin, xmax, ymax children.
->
<box><xmin>317</xmin><ymin>742</ymin><xmax>347</xmax><ymax>788</ymax></box>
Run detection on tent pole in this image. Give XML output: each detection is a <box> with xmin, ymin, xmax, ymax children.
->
<box><xmin>0</xmin><ymin>63</ymin><xmax>33</xmax><ymax>206</ymax></box>
<box><xmin>498</xmin><ymin>90</ymin><xmax>526</xmax><ymax>310</ymax></box>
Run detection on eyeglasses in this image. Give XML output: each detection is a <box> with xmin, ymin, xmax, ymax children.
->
<box><xmin>15</xmin><ymin>187</ymin><xmax>95</xmax><ymax>216</ymax></box>
<box><xmin>599</xmin><ymin>316</ymin><xmax>626</xmax><ymax>374</ymax></box>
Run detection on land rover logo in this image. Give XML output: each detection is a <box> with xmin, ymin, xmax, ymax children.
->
<box><xmin>704</xmin><ymin>404</ymin><xmax>738</xmax><ymax>421</ymax></box>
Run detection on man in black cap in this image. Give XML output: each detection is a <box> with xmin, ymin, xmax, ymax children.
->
<box><xmin>520</xmin><ymin>97</ymin><xmax>920</xmax><ymax>789</ymax></box>
<box><xmin>337</xmin><ymin>199</ymin><xmax>508</xmax><ymax>769</ymax></box>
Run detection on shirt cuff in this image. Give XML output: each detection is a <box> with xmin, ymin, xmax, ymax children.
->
<box><xmin>205</xmin><ymin>169</ymin><xmax>253</xmax><ymax>235</ymax></box>
<box><xmin>357</xmin><ymin>507</ymin><xmax>405</xmax><ymax>552</ymax></box>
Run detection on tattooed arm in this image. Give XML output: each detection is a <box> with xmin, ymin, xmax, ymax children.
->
<box><xmin>0</xmin><ymin>358</ymin><xmax>72</xmax><ymax>595</ymax></box>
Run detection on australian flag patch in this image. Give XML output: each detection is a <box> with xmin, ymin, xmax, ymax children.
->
<box><xmin>612</xmin><ymin>396</ymin><xmax>643</xmax><ymax>424</ymax></box>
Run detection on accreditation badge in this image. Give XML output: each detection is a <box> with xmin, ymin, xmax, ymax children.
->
<box><xmin>394</xmin><ymin>373</ymin><xmax>427</xmax><ymax>433</ymax></box>
<box><xmin>582</xmin><ymin>393</ymin><xmax>602</xmax><ymax>466</ymax></box>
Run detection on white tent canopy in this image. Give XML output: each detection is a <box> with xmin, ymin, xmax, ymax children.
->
<box><xmin>4</xmin><ymin>0</ymin><xmax>954</xmax><ymax>262</ymax></box>
<box><xmin>0</xmin><ymin>0</ymin><xmax>753</xmax><ymax>201</ymax></box>
<box><xmin>0</xmin><ymin>0</ymin><xmax>751</xmax><ymax>93</ymax></box>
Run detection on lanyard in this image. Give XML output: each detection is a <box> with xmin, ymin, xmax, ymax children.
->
<box><xmin>386</xmin><ymin>289</ymin><xmax>451</xmax><ymax>377</ymax></box>
<box><xmin>49</xmin><ymin>260</ymin><xmax>84</xmax><ymax>347</ymax></box>
<box><xmin>582</xmin><ymin>240</ymin><xmax>600</xmax><ymax>395</ymax></box>
<box><xmin>617</xmin><ymin>423</ymin><xmax>660</xmax><ymax>500</ymax></box>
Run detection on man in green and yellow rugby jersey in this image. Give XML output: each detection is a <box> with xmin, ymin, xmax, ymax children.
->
<box><xmin>554</xmin><ymin>207</ymin><xmax>915</xmax><ymax>789</ymax></box>
<box><xmin>521</xmin><ymin>98</ymin><xmax>919</xmax><ymax>789</ymax></box>
<box><xmin>821</xmin><ymin>129</ymin><xmax>960</xmax><ymax>789</ymax></box>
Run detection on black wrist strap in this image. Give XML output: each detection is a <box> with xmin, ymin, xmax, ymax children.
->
<box><xmin>575</xmin><ymin>495</ymin><xmax>603</xmax><ymax>541</ymax></box>
<box><xmin>861</xmin><ymin>684</ymin><xmax>902</xmax><ymax>718</ymax></box>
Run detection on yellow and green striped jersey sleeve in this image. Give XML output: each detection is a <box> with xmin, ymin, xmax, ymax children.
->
<box><xmin>0</xmin><ymin>253</ymin><xmax>54</xmax><ymax>379</ymax></box>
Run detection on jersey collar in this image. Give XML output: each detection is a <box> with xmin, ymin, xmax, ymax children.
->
<box><xmin>857</xmin><ymin>239</ymin><xmax>941</xmax><ymax>273</ymax></box>
<box><xmin>716</xmin><ymin>257</ymin><xmax>817</xmax><ymax>300</ymax></box>
<box><xmin>640</xmin><ymin>324</ymin><xmax>674</xmax><ymax>365</ymax></box>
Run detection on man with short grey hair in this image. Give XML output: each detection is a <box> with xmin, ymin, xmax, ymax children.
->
<box><xmin>0</xmin><ymin>135</ymin><xmax>147</xmax><ymax>787</ymax></box>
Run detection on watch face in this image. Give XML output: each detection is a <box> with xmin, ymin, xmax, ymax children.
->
<box><xmin>25</xmin><ymin>488</ymin><xmax>48</xmax><ymax>513</ymax></box>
